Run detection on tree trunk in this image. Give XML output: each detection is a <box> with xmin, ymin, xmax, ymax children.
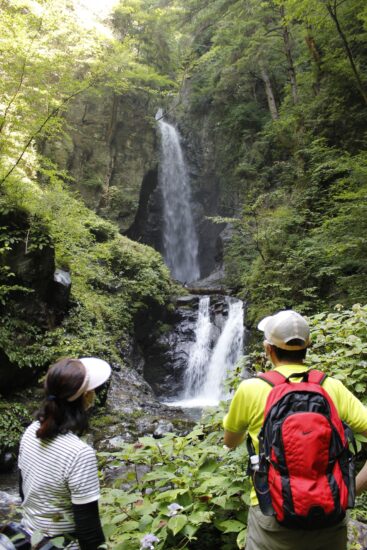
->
<box><xmin>260</xmin><ymin>65</ymin><xmax>279</xmax><ymax>120</ymax></box>
<box><xmin>305</xmin><ymin>29</ymin><xmax>322</xmax><ymax>95</ymax></box>
<box><xmin>279</xmin><ymin>5</ymin><xmax>298</xmax><ymax>105</ymax></box>
<box><xmin>326</xmin><ymin>1</ymin><xmax>367</xmax><ymax>107</ymax></box>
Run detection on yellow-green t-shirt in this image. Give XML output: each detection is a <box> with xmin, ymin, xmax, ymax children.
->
<box><xmin>223</xmin><ymin>364</ymin><xmax>367</xmax><ymax>506</ymax></box>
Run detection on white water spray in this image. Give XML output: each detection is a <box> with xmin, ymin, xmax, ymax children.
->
<box><xmin>156</xmin><ymin>114</ymin><xmax>200</xmax><ymax>283</ymax></box>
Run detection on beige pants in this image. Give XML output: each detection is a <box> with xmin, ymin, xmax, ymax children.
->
<box><xmin>246</xmin><ymin>506</ymin><xmax>347</xmax><ymax>550</ymax></box>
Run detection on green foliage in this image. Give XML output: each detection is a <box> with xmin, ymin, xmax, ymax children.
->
<box><xmin>0</xmin><ymin>0</ymin><xmax>176</xmax><ymax>192</ymax></box>
<box><xmin>173</xmin><ymin>0</ymin><xmax>367</xmax><ymax>317</ymax></box>
<box><xmin>307</xmin><ymin>304</ymin><xmax>367</xmax><ymax>403</ymax></box>
<box><xmin>0</xmin><ymin>200</ymin><xmax>173</xmax><ymax>369</ymax></box>
<box><xmin>0</xmin><ymin>402</ymin><xmax>31</xmax><ymax>457</ymax></box>
<box><xmin>225</xmin><ymin>146</ymin><xmax>367</xmax><ymax>323</ymax></box>
<box><xmin>99</xmin><ymin>404</ymin><xmax>249</xmax><ymax>549</ymax></box>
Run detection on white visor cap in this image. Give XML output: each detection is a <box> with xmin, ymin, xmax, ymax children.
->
<box><xmin>67</xmin><ymin>357</ymin><xmax>111</xmax><ymax>401</ymax></box>
<box><xmin>257</xmin><ymin>310</ymin><xmax>310</xmax><ymax>350</ymax></box>
<box><xmin>80</xmin><ymin>357</ymin><xmax>111</xmax><ymax>391</ymax></box>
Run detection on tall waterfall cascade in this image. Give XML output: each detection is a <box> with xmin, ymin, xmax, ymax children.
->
<box><xmin>156</xmin><ymin>112</ymin><xmax>200</xmax><ymax>283</ymax></box>
<box><xmin>168</xmin><ymin>296</ymin><xmax>244</xmax><ymax>408</ymax></box>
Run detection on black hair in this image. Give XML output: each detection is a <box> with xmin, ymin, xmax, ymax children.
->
<box><xmin>36</xmin><ymin>358</ymin><xmax>89</xmax><ymax>439</ymax></box>
<box><xmin>271</xmin><ymin>339</ymin><xmax>308</xmax><ymax>362</ymax></box>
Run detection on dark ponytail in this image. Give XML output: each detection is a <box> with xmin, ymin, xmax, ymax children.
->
<box><xmin>36</xmin><ymin>358</ymin><xmax>89</xmax><ymax>439</ymax></box>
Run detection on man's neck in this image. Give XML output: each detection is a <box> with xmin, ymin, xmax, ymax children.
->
<box><xmin>272</xmin><ymin>359</ymin><xmax>305</xmax><ymax>368</ymax></box>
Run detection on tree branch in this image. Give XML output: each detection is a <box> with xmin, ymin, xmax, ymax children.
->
<box><xmin>0</xmin><ymin>19</ymin><xmax>43</xmax><ymax>134</ymax></box>
<box><xmin>0</xmin><ymin>81</ymin><xmax>96</xmax><ymax>186</ymax></box>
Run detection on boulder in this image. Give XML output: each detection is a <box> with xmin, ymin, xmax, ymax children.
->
<box><xmin>46</xmin><ymin>268</ymin><xmax>72</xmax><ymax>320</ymax></box>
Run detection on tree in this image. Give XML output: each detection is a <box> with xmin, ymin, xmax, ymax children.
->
<box><xmin>0</xmin><ymin>0</ymin><xmax>175</xmax><ymax>190</ymax></box>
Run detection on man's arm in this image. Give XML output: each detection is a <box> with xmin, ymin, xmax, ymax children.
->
<box><xmin>355</xmin><ymin>431</ymin><xmax>367</xmax><ymax>495</ymax></box>
<box><xmin>356</xmin><ymin>462</ymin><xmax>367</xmax><ymax>496</ymax></box>
<box><xmin>224</xmin><ymin>430</ymin><xmax>245</xmax><ymax>449</ymax></box>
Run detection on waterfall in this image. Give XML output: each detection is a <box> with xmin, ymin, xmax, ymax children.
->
<box><xmin>167</xmin><ymin>296</ymin><xmax>244</xmax><ymax>408</ymax></box>
<box><xmin>155</xmin><ymin>114</ymin><xmax>243</xmax><ymax>409</ymax></box>
<box><xmin>184</xmin><ymin>296</ymin><xmax>212</xmax><ymax>397</ymax></box>
<box><xmin>200</xmin><ymin>298</ymin><xmax>244</xmax><ymax>403</ymax></box>
<box><xmin>156</xmin><ymin>115</ymin><xmax>200</xmax><ymax>283</ymax></box>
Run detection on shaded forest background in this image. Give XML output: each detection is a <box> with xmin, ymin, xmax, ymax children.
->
<box><xmin>172</xmin><ymin>0</ymin><xmax>367</xmax><ymax>323</ymax></box>
<box><xmin>1</xmin><ymin>0</ymin><xmax>367</xmax><ymax>340</ymax></box>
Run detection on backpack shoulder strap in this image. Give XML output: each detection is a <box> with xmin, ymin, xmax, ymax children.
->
<box><xmin>308</xmin><ymin>369</ymin><xmax>328</xmax><ymax>385</ymax></box>
<box><xmin>257</xmin><ymin>370</ymin><xmax>287</xmax><ymax>387</ymax></box>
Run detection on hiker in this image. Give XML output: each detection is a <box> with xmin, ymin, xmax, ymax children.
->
<box><xmin>7</xmin><ymin>357</ymin><xmax>111</xmax><ymax>550</ymax></box>
<box><xmin>223</xmin><ymin>310</ymin><xmax>367</xmax><ymax>550</ymax></box>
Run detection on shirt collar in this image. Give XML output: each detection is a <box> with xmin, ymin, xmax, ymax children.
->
<box><xmin>274</xmin><ymin>364</ymin><xmax>309</xmax><ymax>376</ymax></box>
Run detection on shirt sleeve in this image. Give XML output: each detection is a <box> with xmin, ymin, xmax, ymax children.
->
<box><xmin>72</xmin><ymin>500</ymin><xmax>105</xmax><ymax>550</ymax></box>
<box><xmin>223</xmin><ymin>381</ymin><xmax>251</xmax><ymax>433</ymax></box>
<box><xmin>335</xmin><ymin>380</ymin><xmax>367</xmax><ymax>434</ymax></box>
<box><xmin>67</xmin><ymin>446</ymin><xmax>100</xmax><ymax>505</ymax></box>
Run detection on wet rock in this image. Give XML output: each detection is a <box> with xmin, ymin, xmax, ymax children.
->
<box><xmin>153</xmin><ymin>420</ymin><xmax>174</xmax><ymax>438</ymax></box>
<box><xmin>126</xmin><ymin>167</ymin><xmax>162</xmax><ymax>251</ymax></box>
<box><xmin>0</xmin><ymin>453</ymin><xmax>15</xmax><ymax>474</ymax></box>
<box><xmin>348</xmin><ymin>519</ymin><xmax>367</xmax><ymax>549</ymax></box>
<box><xmin>0</xmin><ymin>491</ymin><xmax>21</xmax><ymax>522</ymax></box>
<box><xmin>103</xmin><ymin>436</ymin><xmax>126</xmax><ymax>451</ymax></box>
<box><xmin>176</xmin><ymin>295</ymin><xmax>199</xmax><ymax>307</ymax></box>
<box><xmin>92</xmin><ymin>359</ymin><xmax>194</xmax><ymax>452</ymax></box>
<box><xmin>46</xmin><ymin>268</ymin><xmax>72</xmax><ymax>320</ymax></box>
<box><xmin>103</xmin><ymin>463</ymin><xmax>150</xmax><ymax>490</ymax></box>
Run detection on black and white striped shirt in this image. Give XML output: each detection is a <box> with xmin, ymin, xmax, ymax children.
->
<box><xmin>18</xmin><ymin>421</ymin><xmax>100</xmax><ymax>548</ymax></box>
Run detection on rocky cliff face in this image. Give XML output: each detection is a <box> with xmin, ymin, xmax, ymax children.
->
<box><xmin>44</xmin><ymin>92</ymin><xmax>159</xmax><ymax>233</ymax></box>
<box><xmin>0</xmin><ymin>210</ymin><xmax>71</xmax><ymax>394</ymax></box>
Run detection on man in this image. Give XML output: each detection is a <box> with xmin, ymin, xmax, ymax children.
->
<box><xmin>223</xmin><ymin>309</ymin><xmax>367</xmax><ymax>550</ymax></box>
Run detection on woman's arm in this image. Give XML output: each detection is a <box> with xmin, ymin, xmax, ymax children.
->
<box><xmin>72</xmin><ymin>500</ymin><xmax>105</xmax><ymax>550</ymax></box>
<box><xmin>19</xmin><ymin>470</ymin><xmax>24</xmax><ymax>501</ymax></box>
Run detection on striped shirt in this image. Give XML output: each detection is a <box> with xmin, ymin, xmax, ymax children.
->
<box><xmin>18</xmin><ymin>421</ymin><xmax>100</xmax><ymax>548</ymax></box>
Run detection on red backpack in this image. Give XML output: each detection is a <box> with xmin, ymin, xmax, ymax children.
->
<box><xmin>247</xmin><ymin>369</ymin><xmax>356</xmax><ymax>530</ymax></box>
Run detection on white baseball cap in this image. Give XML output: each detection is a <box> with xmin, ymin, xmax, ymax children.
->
<box><xmin>67</xmin><ymin>357</ymin><xmax>111</xmax><ymax>401</ymax></box>
<box><xmin>257</xmin><ymin>310</ymin><xmax>310</xmax><ymax>350</ymax></box>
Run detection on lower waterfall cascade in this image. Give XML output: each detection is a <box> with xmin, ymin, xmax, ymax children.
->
<box><xmin>166</xmin><ymin>295</ymin><xmax>244</xmax><ymax>408</ymax></box>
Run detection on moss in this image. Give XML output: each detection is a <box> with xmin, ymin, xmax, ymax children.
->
<box><xmin>0</xmin><ymin>177</ymin><xmax>174</xmax><ymax>386</ymax></box>
<box><xmin>158</xmin><ymin>322</ymin><xmax>173</xmax><ymax>335</ymax></box>
<box><xmin>91</xmin><ymin>414</ymin><xmax>118</xmax><ymax>430</ymax></box>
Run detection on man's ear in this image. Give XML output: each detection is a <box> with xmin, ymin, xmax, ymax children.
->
<box><xmin>264</xmin><ymin>341</ymin><xmax>272</xmax><ymax>357</ymax></box>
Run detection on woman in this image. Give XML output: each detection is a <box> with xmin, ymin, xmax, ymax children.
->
<box><xmin>17</xmin><ymin>357</ymin><xmax>111</xmax><ymax>549</ymax></box>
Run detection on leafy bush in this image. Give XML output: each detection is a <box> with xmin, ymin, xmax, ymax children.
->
<box><xmin>307</xmin><ymin>304</ymin><xmax>367</xmax><ymax>403</ymax></box>
<box><xmin>0</xmin><ymin>402</ymin><xmax>31</xmax><ymax>458</ymax></box>
<box><xmin>99</xmin><ymin>405</ymin><xmax>249</xmax><ymax>550</ymax></box>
